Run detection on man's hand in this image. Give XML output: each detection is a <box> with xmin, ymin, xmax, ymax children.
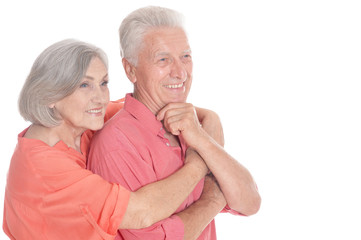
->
<box><xmin>195</xmin><ymin>107</ymin><xmax>225</xmax><ymax>147</ymax></box>
<box><xmin>157</xmin><ymin>103</ymin><xmax>225</xmax><ymax>148</ymax></box>
<box><xmin>157</xmin><ymin>103</ymin><xmax>207</xmax><ymax>148</ymax></box>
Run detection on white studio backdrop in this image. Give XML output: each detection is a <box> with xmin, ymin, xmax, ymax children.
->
<box><xmin>1</xmin><ymin>0</ymin><xmax>360</xmax><ymax>239</ymax></box>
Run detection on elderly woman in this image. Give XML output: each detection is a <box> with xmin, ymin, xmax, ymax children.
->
<box><xmin>2</xmin><ymin>39</ymin><xmax>217</xmax><ymax>240</ymax></box>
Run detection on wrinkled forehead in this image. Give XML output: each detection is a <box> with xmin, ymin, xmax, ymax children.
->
<box><xmin>141</xmin><ymin>27</ymin><xmax>191</xmax><ymax>55</ymax></box>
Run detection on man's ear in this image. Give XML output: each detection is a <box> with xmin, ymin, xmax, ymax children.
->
<box><xmin>122</xmin><ymin>58</ymin><xmax>137</xmax><ymax>83</ymax></box>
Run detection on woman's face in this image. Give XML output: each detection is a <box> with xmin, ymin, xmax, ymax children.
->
<box><xmin>53</xmin><ymin>57</ymin><xmax>110</xmax><ymax>133</ymax></box>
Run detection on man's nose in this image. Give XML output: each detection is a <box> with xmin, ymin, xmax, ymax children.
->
<box><xmin>170</xmin><ymin>59</ymin><xmax>187</xmax><ymax>80</ymax></box>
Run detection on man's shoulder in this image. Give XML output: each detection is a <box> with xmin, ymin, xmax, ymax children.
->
<box><xmin>91</xmin><ymin>109</ymin><xmax>145</xmax><ymax>148</ymax></box>
<box><xmin>88</xmin><ymin>108</ymin><xmax>150</xmax><ymax>167</ymax></box>
<box><xmin>100</xmin><ymin>109</ymin><xmax>138</xmax><ymax>133</ymax></box>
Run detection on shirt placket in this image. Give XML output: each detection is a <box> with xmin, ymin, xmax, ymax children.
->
<box><xmin>158</xmin><ymin>127</ymin><xmax>171</xmax><ymax>147</ymax></box>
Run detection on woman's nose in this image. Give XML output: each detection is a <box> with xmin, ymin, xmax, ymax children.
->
<box><xmin>93</xmin><ymin>86</ymin><xmax>109</xmax><ymax>104</ymax></box>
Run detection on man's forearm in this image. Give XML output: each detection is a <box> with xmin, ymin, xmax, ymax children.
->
<box><xmin>176</xmin><ymin>198</ymin><xmax>224</xmax><ymax>240</ymax></box>
<box><xmin>157</xmin><ymin>103</ymin><xmax>261</xmax><ymax>215</ymax></box>
<box><xmin>176</xmin><ymin>176</ymin><xmax>226</xmax><ymax>240</ymax></box>
<box><xmin>193</xmin><ymin>135</ymin><xmax>261</xmax><ymax>216</ymax></box>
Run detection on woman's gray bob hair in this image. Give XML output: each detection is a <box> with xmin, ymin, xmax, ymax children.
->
<box><xmin>119</xmin><ymin>6</ymin><xmax>185</xmax><ymax>66</ymax></box>
<box><xmin>18</xmin><ymin>39</ymin><xmax>108</xmax><ymax>127</ymax></box>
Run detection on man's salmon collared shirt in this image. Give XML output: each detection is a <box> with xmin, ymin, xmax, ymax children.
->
<box><xmin>88</xmin><ymin>93</ymin><xmax>218</xmax><ymax>240</ymax></box>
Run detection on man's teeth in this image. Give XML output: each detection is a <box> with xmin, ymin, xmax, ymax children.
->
<box><xmin>87</xmin><ymin>109</ymin><xmax>101</xmax><ymax>113</ymax></box>
<box><xmin>164</xmin><ymin>83</ymin><xmax>184</xmax><ymax>89</ymax></box>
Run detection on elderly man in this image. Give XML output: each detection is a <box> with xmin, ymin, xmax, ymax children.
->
<box><xmin>88</xmin><ymin>6</ymin><xmax>260</xmax><ymax>240</ymax></box>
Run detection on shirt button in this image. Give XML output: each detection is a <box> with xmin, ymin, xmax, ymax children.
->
<box><xmin>166</xmin><ymin>142</ymin><xmax>170</xmax><ymax>147</ymax></box>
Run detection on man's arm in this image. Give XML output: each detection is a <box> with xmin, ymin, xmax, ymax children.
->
<box><xmin>176</xmin><ymin>174</ymin><xmax>226</xmax><ymax>240</ymax></box>
<box><xmin>158</xmin><ymin>103</ymin><xmax>261</xmax><ymax>215</ymax></box>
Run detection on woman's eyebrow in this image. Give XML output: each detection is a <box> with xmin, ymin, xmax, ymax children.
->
<box><xmin>83</xmin><ymin>73</ymin><xmax>108</xmax><ymax>80</ymax></box>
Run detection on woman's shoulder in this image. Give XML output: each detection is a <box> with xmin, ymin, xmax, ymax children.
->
<box><xmin>15</xmin><ymin>127</ymin><xmax>84</xmax><ymax>168</ymax></box>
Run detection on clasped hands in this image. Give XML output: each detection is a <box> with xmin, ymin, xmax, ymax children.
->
<box><xmin>157</xmin><ymin>102</ymin><xmax>227</xmax><ymax>208</ymax></box>
<box><xmin>157</xmin><ymin>102</ymin><xmax>224</xmax><ymax>148</ymax></box>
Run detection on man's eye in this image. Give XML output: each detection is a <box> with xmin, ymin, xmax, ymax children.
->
<box><xmin>183</xmin><ymin>54</ymin><xmax>192</xmax><ymax>60</ymax></box>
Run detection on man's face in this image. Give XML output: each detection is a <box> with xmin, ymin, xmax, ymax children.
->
<box><xmin>132</xmin><ymin>27</ymin><xmax>193</xmax><ymax>114</ymax></box>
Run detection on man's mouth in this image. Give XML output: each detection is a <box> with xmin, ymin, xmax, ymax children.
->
<box><xmin>163</xmin><ymin>82</ymin><xmax>184</xmax><ymax>89</ymax></box>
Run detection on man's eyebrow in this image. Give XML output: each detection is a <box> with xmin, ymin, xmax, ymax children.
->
<box><xmin>154</xmin><ymin>49</ymin><xmax>192</xmax><ymax>57</ymax></box>
<box><xmin>154</xmin><ymin>52</ymin><xmax>169</xmax><ymax>57</ymax></box>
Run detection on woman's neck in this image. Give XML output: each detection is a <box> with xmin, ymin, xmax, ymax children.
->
<box><xmin>25</xmin><ymin>124</ymin><xmax>85</xmax><ymax>153</ymax></box>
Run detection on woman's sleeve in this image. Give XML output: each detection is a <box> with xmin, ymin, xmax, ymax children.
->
<box><xmin>32</xmin><ymin>149</ymin><xmax>131</xmax><ymax>237</ymax></box>
<box><xmin>78</xmin><ymin>173</ymin><xmax>131</xmax><ymax>235</ymax></box>
<box><xmin>104</xmin><ymin>98</ymin><xmax>125</xmax><ymax>122</ymax></box>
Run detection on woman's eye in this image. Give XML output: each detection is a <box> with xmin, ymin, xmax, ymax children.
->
<box><xmin>80</xmin><ymin>83</ymin><xmax>89</xmax><ymax>88</ymax></box>
<box><xmin>101</xmin><ymin>80</ymin><xmax>109</xmax><ymax>86</ymax></box>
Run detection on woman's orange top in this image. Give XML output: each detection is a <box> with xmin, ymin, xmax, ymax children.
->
<box><xmin>3</xmin><ymin>99</ymin><xmax>130</xmax><ymax>240</ymax></box>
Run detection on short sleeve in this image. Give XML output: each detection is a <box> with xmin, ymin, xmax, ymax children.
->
<box><xmin>221</xmin><ymin>204</ymin><xmax>245</xmax><ymax>216</ymax></box>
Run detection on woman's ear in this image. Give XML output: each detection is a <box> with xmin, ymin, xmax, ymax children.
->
<box><xmin>122</xmin><ymin>58</ymin><xmax>137</xmax><ymax>83</ymax></box>
<box><xmin>48</xmin><ymin>103</ymin><xmax>55</xmax><ymax>109</ymax></box>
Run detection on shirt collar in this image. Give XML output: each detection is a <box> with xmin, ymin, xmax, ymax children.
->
<box><xmin>18</xmin><ymin>127</ymin><xmax>87</xmax><ymax>163</ymax></box>
<box><xmin>124</xmin><ymin>93</ymin><xmax>164</xmax><ymax>136</ymax></box>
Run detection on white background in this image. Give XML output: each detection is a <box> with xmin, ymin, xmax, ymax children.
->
<box><xmin>1</xmin><ymin>0</ymin><xmax>361</xmax><ymax>239</ymax></box>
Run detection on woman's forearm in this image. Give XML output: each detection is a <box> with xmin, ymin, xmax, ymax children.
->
<box><xmin>119</xmin><ymin>150</ymin><xmax>207</xmax><ymax>229</ymax></box>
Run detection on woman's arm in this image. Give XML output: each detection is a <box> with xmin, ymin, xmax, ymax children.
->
<box><xmin>118</xmin><ymin>149</ymin><xmax>208</xmax><ymax>229</ymax></box>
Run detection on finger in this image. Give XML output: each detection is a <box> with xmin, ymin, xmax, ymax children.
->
<box><xmin>167</xmin><ymin>122</ymin><xmax>182</xmax><ymax>136</ymax></box>
<box><xmin>163</xmin><ymin>113</ymin><xmax>187</xmax><ymax>135</ymax></box>
<box><xmin>157</xmin><ymin>103</ymin><xmax>193</xmax><ymax>121</ymax></box>
<box><xmin>163</xmin><ymin>108</ymin><xmax>194</xmax><ymax>125</ymax></box>
<box><xmin>163</xmin><ymin>109</ymin><xmax>196</xmax><ymax>126</ymax></box>
<box><xmin>165</xmin><ymin>113</ymin><xmax>202</xmax><ymax>138</ymax></box>
<box><xmin>156</xmin><ymin>103</ymin><xmax>182</xmax><ymax>121</ymax></box>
